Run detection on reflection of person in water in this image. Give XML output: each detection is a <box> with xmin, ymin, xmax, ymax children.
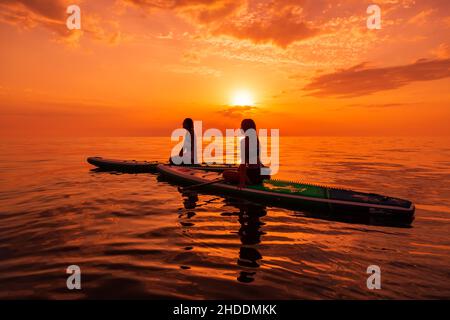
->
<box><xmin>180</xmin><ymin>190</ymin><xmax>266</xmax><ymax>283</ymax></box>
<box><xmin>232</xmin><ymin>199</ymin><xmax>266</xmax><ymax>283</ymax></box>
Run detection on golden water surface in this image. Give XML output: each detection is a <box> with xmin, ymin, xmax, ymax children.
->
<box><xmin>0</xmin><ymin>137</ymin><xmax>449</xmax><ymax>299</ymax></box>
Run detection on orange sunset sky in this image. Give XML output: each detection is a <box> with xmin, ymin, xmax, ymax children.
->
<box><xmin>0</xmin><ymin>0</ymin><xmax>449</xmax><ymax>137</ymax></box>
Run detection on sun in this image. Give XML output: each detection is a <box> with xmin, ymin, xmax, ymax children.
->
<box><xmin>230</xmin><ymin>90</ymin><xmax>255</xmax><ymax>106</ymax></box>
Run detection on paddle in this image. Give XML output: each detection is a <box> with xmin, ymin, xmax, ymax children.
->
<box><xmin>178</xmin><ymin>179</ymin><xmax>226</xmax><ymax>192</ymax></box>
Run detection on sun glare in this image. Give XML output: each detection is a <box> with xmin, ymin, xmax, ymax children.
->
<box><xmin>231</xmin><ymin>90</ymin><xmax>255</xmax><ymax>106</ymax></box>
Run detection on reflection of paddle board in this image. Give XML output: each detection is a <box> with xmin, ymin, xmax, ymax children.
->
<box><xmin>87</xmin><ymin>157</ymin><xmax>237</xmax><ymax>173</ymax></box>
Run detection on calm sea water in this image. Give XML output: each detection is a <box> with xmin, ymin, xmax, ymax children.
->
<box><xmin>0</xmin><ymin>137</ymin><xmax>449</xmax><ymax>299</ymax></box>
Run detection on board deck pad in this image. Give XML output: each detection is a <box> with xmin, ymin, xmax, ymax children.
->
<box><xmin>248</xmin><ymin>180</ymin><xmax>327</xmax><ymax>198</ymax></box>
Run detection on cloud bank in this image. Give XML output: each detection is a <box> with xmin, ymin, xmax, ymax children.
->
<box><xmin>303</xmin><ymin>58</ymin><xmax>450</xmax><ymax>97</ymax></box>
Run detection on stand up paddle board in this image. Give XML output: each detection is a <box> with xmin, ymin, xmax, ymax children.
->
<box><xmin>87</xmin><ymin>157</ymin><xmax>237</xmax><ymax>173</ymax></box>
<box><xmin>157</xmin><ymin>165</ymin><xmax>415</xmax><ymax>226</ymax></box>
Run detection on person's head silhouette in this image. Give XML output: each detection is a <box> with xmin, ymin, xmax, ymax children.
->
<box><xmin>183</xmin><ymin>118</ymin><xmax>194</xmax><ymax>132</ymax></box>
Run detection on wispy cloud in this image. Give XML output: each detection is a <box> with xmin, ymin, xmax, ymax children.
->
<box><xmin>0</xmin><ymin>0</ymin><xmax>67</xmax><ymax>34</ymax></box>
<box><xmin>211</xmin><ymin>1</ymin><xmax>319</xmax><ymax>48</ymax></box>
<box><xmin>346</xmin><ymin>103</ymin><xmax>409</xmax><ymax>108</ymax></box>
<box><xmin>0</xmin><ymin>0</ymin><xmax>124</xmax><ymax>45</ymax></box>
<box><xmin>217</xmin><ymin>105</ymin><xmax>257</xmax><ymax>118</ymax></box>
<box><xmin>167</xmin><ymin>64</ymin><xmax>222</xmax><ymax>77</ymax></box>
<box><xmin>125</xmin><ymin>0</ymin><xmax>320</xmax><ymax>48</ymax></box>
<box><xmin>431</xmin><ymin>43</ymin><xmax>450</xmax><ymax>59</ymax></box>
<box><xmin>303</xmin><ymin>58</ymin><xmax>450</xmax><ymax>97</ymax></box>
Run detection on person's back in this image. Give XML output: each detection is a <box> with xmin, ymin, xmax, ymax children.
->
<box><xmin>223</xmin><ymin>119</ymin><xmax>269</xmax><ymax>187</ymax></box>
<box><xmin>170</xmin><ymin>118</ymin><xmax>197</xmax><ymax>165</ymax></box>
<box><xmin>240</xmin><ymin>119</ymin><xmax>264</xmax><ymax>184</ymax></box>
